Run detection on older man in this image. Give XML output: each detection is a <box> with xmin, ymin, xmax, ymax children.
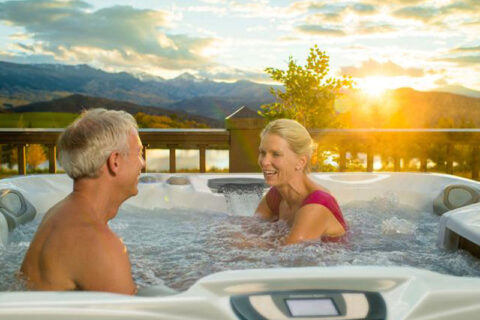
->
<box><xmin>21</xmin><ymin>108</ymin><xmax>145</xmax><ymax>295</ymax></box>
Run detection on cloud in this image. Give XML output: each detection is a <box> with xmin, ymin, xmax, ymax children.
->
<box><xmin>439</xmin><ymin>44</ymin><xmax>480</xmax><ymax>66</ymax></box>
<box><xmin>439</xmin><ymin>55</ymin><xmax>480</xmax><ymax>66</ymax></box>
<box><xmin>294</xmin><ymin>2</ymin><xmax>399</xmax><ymax>37</ymax></box>
<box><xmin>450</xmin><ymin>45</ymin><xmax>480</xmax><ymax>53</ymax></box>
<box><xmin>304</xmin><ymin>2</ymin><xmax>377</xmax><ymax>23</ymax></box>
<box><xmin>296</xmin><ymin>24</ymin><xmax>345</xmax><ymax>36</ymax></box>
<box><xmin>442</xmin><ymin>0</ymin><xmax>480</xmax><ymax>13</ymax></box>
<box><xmin>228</xmin><ymin>0</ymin><xmax>309</xmax><ymax>18</ymax></box>
<box><xmin>366</xmin><ymin>0</ymin><xmax>426</xmax><ymax>4</ymax></box>
<box><xmin>341</xmin><ymin>59</ymin><xmax>425</xmax><ymax>77</ymax></box>
<box><xmin>351</xmin><ymin>3</ymin><xmax>377</xmax><ymax>14</ymax></box>
<box><xmin>392</xmin><ymin>1</ymin><xmax>480</xmax><ymax>25</ymax></box>
<box><xmin>0</xmin><ymin>0</ymin><xmax>217</xmax><ymax>71</ymax></box>
<box><xmin>392</xmin><ymin>5</ymin><xmax>438</xmax><ymax>22</ymax></box>
<box><xmin>355</xmin><ymin>23</ymin><xmax>395</xmax><ymax>35</ymax></box>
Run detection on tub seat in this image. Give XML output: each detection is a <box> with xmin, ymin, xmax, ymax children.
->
<box><xmin>438</xmin><ymin>202</ymin><xmax>480</xmax><ymax>254</ymax></box>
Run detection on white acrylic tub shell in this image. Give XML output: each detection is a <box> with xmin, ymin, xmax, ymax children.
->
<box><xmin>1</xmin><ymin>266</ymin><xmax>480</xmax><ymax>320</ymax></box>
<box><xmin>1</xmin><ymin>172</ymin><xmax>480</xmax><ymax>320</ymax></box>
<box><xmin>3</xmin><ymin>172</ymin><xmax>480</xmax><ymax>216</ymax></box>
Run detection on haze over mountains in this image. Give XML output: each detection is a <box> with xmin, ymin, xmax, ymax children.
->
<box><xmin>2</xmin><ymin>60</ymin><xmax>480</xmax><ymax>128</ymax></box>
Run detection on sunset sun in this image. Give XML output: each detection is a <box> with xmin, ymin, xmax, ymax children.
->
<box><xmin>359</xmin><ymin>76</ymin><xmax>395</xmax><ymax>97</ymax></box>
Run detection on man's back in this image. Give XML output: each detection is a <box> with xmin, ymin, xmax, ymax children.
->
<box><xmin>21</xmin><ymin>195</ymin><xmax>136</xmax><ymax>294</ymax></box>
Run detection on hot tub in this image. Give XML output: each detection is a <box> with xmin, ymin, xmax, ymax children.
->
<box><xmin>1</xmin><ymin>172</ymin><xmax>480</xmax><ymax>320</ymax></box>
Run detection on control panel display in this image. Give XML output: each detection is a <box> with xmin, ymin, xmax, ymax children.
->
<box><xmin>286</xmin><ymin>298</ymin><xmax>339</xmax><ymax>317</ymax></box>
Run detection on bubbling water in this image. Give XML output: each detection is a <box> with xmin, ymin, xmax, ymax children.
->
<box><xmin>1</xmin><ymin>193</ymin><xmax>480</xmax><ymax>292</ymax></box>
<box><xmin>221</xmin><ymin>184</ymin><xmax>264</xmax><ymax>216</ymax></box>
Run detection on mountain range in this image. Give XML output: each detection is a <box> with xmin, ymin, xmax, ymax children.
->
<box><xmin>0</xmin><ymin>61</ymin><xmax>275</xmax><ymax>122</ymax></box>
<box><xmin>2</xmin><ymin>60</ymin><xmax>480</xmax><ymax>128</ymax></box>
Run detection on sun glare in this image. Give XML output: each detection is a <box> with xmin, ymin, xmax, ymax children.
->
<box><xmin>359</xmin><ymin>76</ymin><xmax>395</xmax><ymax>97</ymax></box>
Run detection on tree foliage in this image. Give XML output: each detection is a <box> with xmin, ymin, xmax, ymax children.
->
<box><xmin>27</xmin><ymin>144</ymin><xmax>47</xmax><ymax>169</ymax></box>
<box><xmin>134</xmin><ymin>113</ymin><xmax>209</xmax><ymax>128</ymax></box>
<box><xmin>259</xmin><ymin>45</ymin><xmax>353</xmax><ymax>128</ymax></box>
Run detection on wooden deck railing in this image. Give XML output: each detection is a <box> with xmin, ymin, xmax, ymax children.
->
<box><xmin>1</xmin><ymin>125</ymin><xmax>480</xmax><ymax>179</ymax></box>
<box><xmin>0</xmin><ymin>128</ymin><xmax>230</xmax><ymax>175</ymax></box>
<box><xmin>309</xmin><ymin>128</ymin><xmax>480</xmax><ymax>179</ymax></box>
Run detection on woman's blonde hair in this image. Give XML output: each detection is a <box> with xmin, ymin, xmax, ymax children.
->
<box><xmin>58</xmin><ymin>108</ymin><xmax>138</xmax><ymax>179</ymax></box>
<box><xmin>261</xmin><ymin>119</ymin><xmax>316</xmax><ymax>172</ymax></box>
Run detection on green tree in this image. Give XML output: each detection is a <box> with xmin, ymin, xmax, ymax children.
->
<box><xmin>259</xmin><ymin>45</ymin><xmax>353</xmax><ymax>128</ymax></box>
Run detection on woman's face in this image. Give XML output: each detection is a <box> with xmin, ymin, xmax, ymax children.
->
<box><xmin>258</xmin><ymin>133</ymin><xmax>304</xmax><ymax>186</ymax></box>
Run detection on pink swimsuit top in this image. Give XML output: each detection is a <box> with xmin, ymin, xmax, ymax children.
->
<box><xmin>266</xmin><ymin>187</ymin><xmax>348</xmax><ymax>231</ymax></box>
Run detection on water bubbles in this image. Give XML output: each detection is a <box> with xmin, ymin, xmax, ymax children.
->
<box><xmin>2</xmin><ymin>192</ymin><xmax>480</xmax><ymax>293</ymax></box>
<box><xmin>222</xmin><ymin>184</ymin><xmax>264</xmax><ymax>216</ymax></box>
<box><xmin>381</xmin><ymin>217</ymin><xmax>417</xmax><ymax>235</ymax></box>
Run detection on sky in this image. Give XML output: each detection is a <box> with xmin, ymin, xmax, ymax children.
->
<box><xmin>0</xmin><ymin>0</ymin><xmax>479</xmax><ymax>93</ymax></box>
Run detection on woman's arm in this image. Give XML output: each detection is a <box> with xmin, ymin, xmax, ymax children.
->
<box><xmin>282</xmin><ymin>204</ymin><xmax>332</xmax><ymax>245</ymax></box>
<box><xmin>254</xmin><ymin>196</ymin><xmax>276</xmax><ymax>221</ymax></box>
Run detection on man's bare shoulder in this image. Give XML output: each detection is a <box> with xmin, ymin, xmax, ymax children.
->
<box><xmin>71</xmin><ymin>219</ymin><xmax>134</xmax><ymax>294</ymax></box>
<box><xmin>37</xmin><ymin>198</ymin><xmax>121</xmax><ymax>258</ymax></box>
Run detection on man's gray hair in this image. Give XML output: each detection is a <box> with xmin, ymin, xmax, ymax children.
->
<box><xmin>58</xmin><ymin>108</ymin><xmax>138</xmax><ymax>179</ymax></box>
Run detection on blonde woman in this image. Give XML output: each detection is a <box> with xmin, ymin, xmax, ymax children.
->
<box><xmin>255</xmin><ymin>119</ymin><xmax>347</xmax><ymax>245</ymax></box>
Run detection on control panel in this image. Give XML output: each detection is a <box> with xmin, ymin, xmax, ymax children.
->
<box><xmin>231</xmin><ymin>290</ymin><xmax>386</xmax><ymax>320</ymax></box>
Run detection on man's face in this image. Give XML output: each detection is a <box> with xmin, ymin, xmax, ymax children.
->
<box><xmin>120</xmin><ymin>131</ymin><xmax>145</xmax><ymax>198</ymax></box>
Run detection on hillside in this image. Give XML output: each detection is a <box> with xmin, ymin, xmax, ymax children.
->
<box><xmin>12</xmin><ymin>94</ymin><xmax>222</xmax><ymax>127</ymax></box>
<box><xmin>388</xmin><ymin>88</ymin><xmax>480</xmax><ymax>127</ymax></box>
<box><xmin>340</xmin><ymin>88</ymin><xmax>480</xmax><ymax>128</ymax></box>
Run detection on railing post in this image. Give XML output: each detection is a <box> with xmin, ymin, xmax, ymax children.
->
<box><xmin>225</xmin><ymin>106</ymin><xmax>265</xmax><ymax>173</ymax></box>
<box><xmin>393</xmin><ymin>153</ymin><xmax>401</xmax><ymax>172</ymax></box>
<box><xmin>420</xmin><ymin>157</ymin><xmax>428</xmax><ymax>172</ymax></box>
<box><xmin>420</xmin><ymin>145</ymin><xmax>428</xmax><ymax>172</ymax></box>
<box><xmin>17</xmin><ymin>144</ymin><xmax>26</xmax><ymax>175</ymax></box>
<box><xmin>366</xmin><ymin>144</ymin><xmax>374</xmax><ymax>172</ymax></box>
<box><xmin>446</xmin><ymin>143</ymin><xmax>453</xmax><ymax>174</ymax></box>
<box><xmin>339</xmin><ymin>145</ymin><xmax>346</xmax><ymax>172</ymax></box>
<box><xmin>142</xmin><ymin>145</ymin><xmax>148</xmax><ymax>173</ymax></box>
<box><xmin>199</xmin><ymin>145</ymin><xmax>206</xmax><ymax>173</ymax></box>
<box><xmin>48</xmin><ymin>144</ymin><xmax>56</xmax><ymax>174</ymax></box>
<box><xmin>472</xmin><ymin>145</ymin><xmax>479</xmax><ymax>180</ymax></box>
<box><xmin>168</xmin><ymin>145</ymin><xmax>176</xmax><ymax>173</ymax></box>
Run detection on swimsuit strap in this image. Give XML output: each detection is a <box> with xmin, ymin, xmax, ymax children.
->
<box><xmin>301</xmin><ymin>190</ymin><xmax>348</xmax><ymax>230</ymax></box>
<box><xmin>266</xmin><ymin>187</ymin><xmax>347</xmax><ymax>230</ymax></box>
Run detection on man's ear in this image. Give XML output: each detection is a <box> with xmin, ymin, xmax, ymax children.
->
<box><xmin>106</xmin><ymin>152</ymin><xmax>121</xmax><ymax>176</ymax></box>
